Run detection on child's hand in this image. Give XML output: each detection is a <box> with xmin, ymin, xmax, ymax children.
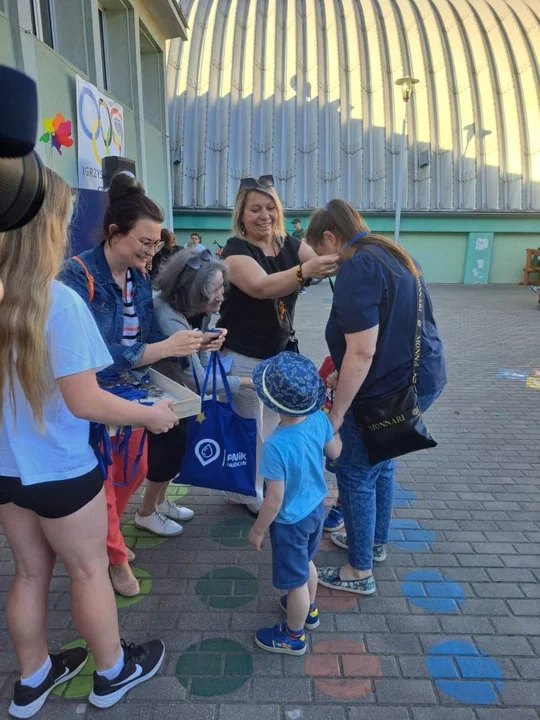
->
<box><xmin>326</xmin><ymin>370</ymin><xmax>338</xmax><ymax>390</ymax></box>
<box><xmin>248</xmin><ymin>526</ymin><xmax>264</xmax><ymax>551</ymax></box>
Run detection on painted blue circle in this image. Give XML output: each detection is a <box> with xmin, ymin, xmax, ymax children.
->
<box><xmin>389</xmin><ymin>518</ymin><xmax>436</xmax><ymax>552</ymax></box>
<box><xmin>427</xmin><ymin>640</ymin><xmax>503</xmax><ymax>705</ymax></box>
<box><xmin>393</xmin><ymin>481</ymin><xmax>417</xmax><ymax>507</ymax></box>
<box><xmin>402</xmin><ymin>570</ymin><xmax>465</xmax><ymax>613</ymax></box>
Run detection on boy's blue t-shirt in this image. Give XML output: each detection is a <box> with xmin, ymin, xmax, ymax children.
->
<box><xmin>259</xmin><ymin>411</ymin><xmax>333</xmax><ymax>525</ymax></box>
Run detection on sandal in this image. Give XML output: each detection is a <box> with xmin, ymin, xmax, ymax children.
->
<box><xmin>109</xmin><ymin>565</ymin><xmax>140</xmax><ymax>597</ymax></box>
<box><xmin>126</xmin><ymin>547</ymin><xmax>136</xmax><ymax>563</ymax></box>
<box><xmin>317</xmin><ymin>566</ymin><xmax>376</xmax><ymax>595</ymax></box>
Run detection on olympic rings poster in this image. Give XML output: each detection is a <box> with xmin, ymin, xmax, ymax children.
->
<box><xmin>76</xmin><ymin>76</ymin><xmax>124</xmax><ymax>190</ymax></box>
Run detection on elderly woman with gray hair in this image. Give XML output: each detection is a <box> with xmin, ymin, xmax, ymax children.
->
<box><xmin>135</xmin><ymin>248</ymin><xmax>253</xmax><ymax>536</ymax></box>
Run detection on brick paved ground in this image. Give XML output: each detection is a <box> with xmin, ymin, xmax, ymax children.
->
<box><xmin>1</xmin><ymin>283</ymin><xmax>540</xmax><ymax>719</ymax></box>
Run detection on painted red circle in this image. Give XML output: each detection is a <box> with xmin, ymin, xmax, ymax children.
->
<box><xmin>305</xmin><ymin>640</ymin><xmax>382</xmax><ymax>700</ymax></box>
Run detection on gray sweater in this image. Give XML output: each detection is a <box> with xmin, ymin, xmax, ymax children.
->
<box><xmin>153</xmin><ymin>292</ymin><xmax>241</xmax><ymax>395</ymax></box>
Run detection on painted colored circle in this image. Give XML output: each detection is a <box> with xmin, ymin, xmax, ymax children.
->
<box><xmin>393</xmin><ymin>481</ymin><xmax>417</xmax><ymax>508</ymax></box>
<box><xmin>52</xmin><ymin>640</ymin><xmax>94</xmax><ymax>698</ymax></box>
<box><xmin>115</xmin><ymin>567</ymin><xmax>152</xmax><ymax>609</ymax></box>
<box><xmin>305</xmin><ymin>640</ymin><xmax>381</xmax><ymax>700</ymax></box>
<box><xmin>176</xmin><ymin>638</ymin><xmax>252</xmax><ymax>696</ymax></box>
<box><xmin>427</xmin><ymin>640</ymin><xmax>503</xmax><ymax>705</ymax></box>
<box><xmin>211</xmin><ymin>516</ymin><xmax>253</xmax><ymax>547</ymax></box>
<box><xmin>389</xmin><ymin>518</ymin><xmax>436</xmax><ymax>552</ymax></box>
<box><xmin>402</xmin><ymin>570</ymin><xmax>465</xmax><ymax>613</ymax></box>
<box><xmin>196</xmin><ymin>567</ymin><xmax>258</xmax><ymax>609</ymax></box>
<box><xmin>122</xmin><ymin>520</ymin><xmax>166</xmax><ymax>549</ymax></box>
<box><xmin>167</xmin><ymin>483</ymin><xmax>189</xmax><ymax>500</ymax></box>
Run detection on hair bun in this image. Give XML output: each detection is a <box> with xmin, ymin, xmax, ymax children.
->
<box><xmin>108</xmin><ymin>172</ymin><xmax>145</xmax><ymax>203</ymax></box>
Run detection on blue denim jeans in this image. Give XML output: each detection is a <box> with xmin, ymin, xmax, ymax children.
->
<box><xmin>335</xmin><ymin>392</ymin><xmax>440</xmax><ymax>571</ymax></box>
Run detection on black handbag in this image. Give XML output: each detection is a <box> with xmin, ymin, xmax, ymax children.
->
<box><xmin>351</xmin><ymin>275</ymin><xmax>437</xmax><ymax>465</ymax></box>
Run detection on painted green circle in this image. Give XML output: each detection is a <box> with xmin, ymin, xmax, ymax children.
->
<box><xmin>210</xmin><ymin>517</ymin><xmax>253</xmax><ymax>548</ymax></box>
<box><xmin>176</xmin><ymin>638</ymin><xmax>252</xmax><ymax>697</ymax></box>
<box><xmin>122</xmin><ymin>520</ymin><xmax>167</xmax><ymax>550</ymax></box>
<box><xmin>196</xmin><ymin>567</ymin><xmax>258</xmax><ymax>609</ymax></box>
<box><xmin>140</xmin><ymin>483</ymin><xmax>189</xmax><ymax>500</ymax></box>
<box><xmin>52</xmin><ymin>639</ymin><xmax>94</xmax><ymax>698</ymax></box>
<box><xmin>115</xmin><ymin>566</ymin><xmax>152</xmax><ymax>609</ymax></box>
<box><xmin>167</xmin><ymin>483</ymin><xmax>189</xmax><ymax>499</ymax></box>
<box><xmin>128</xmin><ymin>485</ymin><xmax>190</xmax><ymax>551</ymax></box>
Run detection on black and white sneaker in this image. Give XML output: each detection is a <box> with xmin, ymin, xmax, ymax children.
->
<box><xmin>9</xmin><ymin>648</ymin><xmax>88</xmax><ymax>718</ymax></box>
<box><xmin>88</xmin><ymin>639</ymin><xmax>165</xmax><ymax>709</ymax></box>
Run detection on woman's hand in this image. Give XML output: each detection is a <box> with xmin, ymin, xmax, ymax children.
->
<box><xmin>143</xmin><ymin>399</ymin><xmax>179</xmax><ymax>434</ymax></box>
<box><xmin>239</xmin><ymin>376</ymin><xmax>254</xmax><ymax>388</ymax></box>
<box><xmin>302</xmin><ymin>254</ymin><xmax>340</xmax><ymax>280</ymax></box>
<box><xmin>201</xmin><ymin>328</ymin><xmax>228</xmax><ymax>351</ymax></box>
<box><xmin>164</xmin><ymin>330</ymin><xmax>203</xmax><ymax>357</ymax></box>
<box><xmin>329</xmin><ymin>409</ymin><xmax>344</xmax><ymax>433</ymax></box>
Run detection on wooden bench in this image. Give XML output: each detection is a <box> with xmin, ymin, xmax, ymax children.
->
<box><xmin>522</xmin><ymin>248</ymin><xmax>540</xmax><ymax>286</ymax></box>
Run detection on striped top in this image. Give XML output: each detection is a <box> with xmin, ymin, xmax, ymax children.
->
<box><xmin>122</xmin><ymin>269</ymin><xmax>141</xmax><ymax>346</ymax></box>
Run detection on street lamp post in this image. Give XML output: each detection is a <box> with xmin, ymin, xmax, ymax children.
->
<box><xmin>394</xmin><ymin>76</ymin><xmax>419</xmax><ymax>245</ymax></box>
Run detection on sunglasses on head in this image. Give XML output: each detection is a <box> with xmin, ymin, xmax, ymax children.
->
<box><xmin>239</xmin><ymin>174</ymin><xmax>274</xmax><ymax>191</ymax></box>
<box><xmin>185</xmin><ymin>247</ymin><xmax>213</xmax><ymax>270</ymax></box>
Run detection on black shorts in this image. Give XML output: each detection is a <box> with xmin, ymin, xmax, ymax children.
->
<box><xmin>0</xmin><ymin>466</ymin><xmax>104</xmax><ymax>519</ymax></box>
<box><xmin>147</xmin><ymin>419</ymin><xmax>188</xmax><ymax>483</ymax></box>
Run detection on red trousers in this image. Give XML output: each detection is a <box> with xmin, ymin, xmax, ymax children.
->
<box><xmin>105</xmin><ymin>428</ymin><xmax>148</xmax><ymax>566</ymax></box>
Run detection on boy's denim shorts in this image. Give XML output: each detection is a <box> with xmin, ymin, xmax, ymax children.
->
<box><xmin>269</xmin><ymin>502</ymin><xmax>325</xmax><ymax>590</ymax></box>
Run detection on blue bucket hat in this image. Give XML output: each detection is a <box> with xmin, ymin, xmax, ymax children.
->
<box><xmin>252</xmin><ymin>351</ymin><xmax>326</xmax><ymax>417</ymax></box>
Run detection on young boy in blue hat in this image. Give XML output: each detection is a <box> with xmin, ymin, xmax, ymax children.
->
<box><xmin>248</xmin><ymin>351</ymin><xmax>342</xmax><ymax>656</ymax></box>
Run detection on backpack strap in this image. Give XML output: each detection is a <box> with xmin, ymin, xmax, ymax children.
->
<box><xmin>72</xmin><ymin>256</ymin><xmax>95</xmax><ymax>303</ymax></box>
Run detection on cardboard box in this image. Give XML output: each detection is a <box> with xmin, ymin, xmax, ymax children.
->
<box><xmin>108</xmin><ymin>368</ymin><xmax>200</xmax><ymax>435</ymax></box>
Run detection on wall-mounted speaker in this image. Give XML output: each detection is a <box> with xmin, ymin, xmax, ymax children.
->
<box><xmin>101</xmin><ymin>156</ymin><xmax>137</xmax><ymax>190</ymax></box>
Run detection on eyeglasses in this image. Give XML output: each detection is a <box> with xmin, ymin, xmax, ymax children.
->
<box><xmin>129</xmin><ymin>233</ymin><xmax>164</xmax><ymax>255</ymax></box>
<box><xmin>186</xmin><ymin>247</ymin><xmax>213</xmax><ymax>270</ymax></box>
<box><xmin>239</xmin><ymin>174</ymin><xmax>274</xmax><ymax>191</ymax></box>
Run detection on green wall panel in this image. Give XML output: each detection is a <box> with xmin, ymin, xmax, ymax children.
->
<box><xmin>490</xmin><ymin>234</ymin><xmax>539</xmax><ymax>284</ymax></box>
<box><xmin>0</xmin><ymin>13</ymin><xmax>15</xmax><ymax>67</ymax></box>
<box><xmin>401</xmin><ymin>234</ymin><xmax>467</xmax><ymax>284</ymax></box>
<box><xmin>144</xmin><ymin>121</ymin><xmax>167</xmax><ymax>213</ymax></box>
<box><xmin>34</xmin><ymin>41</ymin><xmax>80</xmax><ymax>187</ymax></box>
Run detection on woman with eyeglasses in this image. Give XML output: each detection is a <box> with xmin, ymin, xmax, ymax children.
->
<box><xmin>60</xmin><ymin>173</ymin><xmax>204</xmax><ymax>597</ymax></box>
<box><xmin>139</xmin><ymin>247</ymin><xmax>255</xmax><ymax>522</ymax></box>
<box><xmin>149</xmin><ymin>228</ymin><xmax>180</xmax><ymax>280</ymax></box>
<box><xmin>217</xmin><ymin>175</ymin><xmax>340</xmax><ymax>515</ymax></box>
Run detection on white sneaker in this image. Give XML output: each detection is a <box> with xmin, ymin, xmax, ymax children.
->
<box><xmin>157</xmin><ymin>499</ymin><xmax>194</xmax><ymax>522</ymax></box>
<box><xmin>134</xmin><ymin>511</ymin><xmax>183</xmax><ymax>537</ymax></box>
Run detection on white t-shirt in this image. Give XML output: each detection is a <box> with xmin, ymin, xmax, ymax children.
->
<box><xmin>0</xmin><ymin>281</ymin><xmax>113</xmax><ymax>485</ymax></box>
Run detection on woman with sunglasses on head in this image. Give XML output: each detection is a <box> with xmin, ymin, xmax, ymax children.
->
<box><xmin>0</xmin><ymin>167</ymin><xmax>179</xmax><ymax>718</ymax></box>
<box><xmin>217</xmin><ymin>175</ymin><xmax>340</xmax><ymax>515</ymax></box>
<box><xmin>139</xmin><ymin>248</ymin><xmax>255</xmax><ymax>524</ymax></box>
<box><xmin>60</xmin><ymin>173</ymin><xmax>203</xmax><ymax>597</ymax></box>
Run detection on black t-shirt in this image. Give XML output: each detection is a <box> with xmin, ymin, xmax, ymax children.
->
<box><xmin>218</xmin><ymin>235</ymin><xmax>301</xmax><ymax>360</ymax></box>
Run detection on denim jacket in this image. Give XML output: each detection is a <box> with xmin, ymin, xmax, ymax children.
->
<box><xmin>59</xmin><ymin>244</ymin><xmax>165</xmax><ymax>374</ymax></box>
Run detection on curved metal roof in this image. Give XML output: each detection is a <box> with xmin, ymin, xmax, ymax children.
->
<box><xmin>167</xmin><ymin>0</ymin><xmax>540</xmax><ymax>211</ymax></box>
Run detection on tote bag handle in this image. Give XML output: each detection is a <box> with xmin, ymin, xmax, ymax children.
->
<box><xmin>199</xmin><ymin>352</ymin><xmax>235</xmax><ymax>408</ymax></box>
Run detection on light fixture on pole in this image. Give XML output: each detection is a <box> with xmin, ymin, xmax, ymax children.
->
<box><xmin>394</xmin><ymin>76</ymin><xmax>419</xmax><ymax>245</ymax></box>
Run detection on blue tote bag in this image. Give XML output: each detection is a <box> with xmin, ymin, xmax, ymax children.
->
<box><xmin>175</xmin><ymin>352</ymin><xmax>257</xmax><ymax>496</ymax></box>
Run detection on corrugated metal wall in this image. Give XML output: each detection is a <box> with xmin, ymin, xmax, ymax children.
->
<box><xmin>167</xmin><ymin>0</ymin><xmax>540</xmax><ymax>211</ymax></box>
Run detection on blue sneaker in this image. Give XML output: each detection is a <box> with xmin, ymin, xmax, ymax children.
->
<box><xmin>279</xmin><ymin>595</ymin><xmax>320</xmax><ymax>630</ymax></box>
<box><xmin>255</xmin><ymin>622</ymin><xmax>307</xmax><ymax>656</ymax></box>
<box><xmin>324</xmin><ymin>505</ymin><xmax>344</xmax><ymax>532</ymax></box>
